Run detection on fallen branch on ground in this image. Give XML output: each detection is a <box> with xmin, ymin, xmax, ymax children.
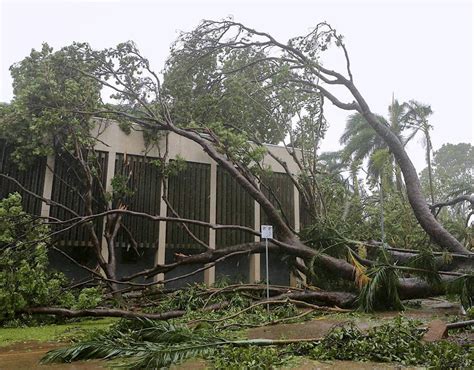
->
<box><xmin>23</xmin><ymin>302</ymin><xmax>229</xmax><ymax>320</ymax></box>
<box><xmin>269</xmin><ymin>290</ymin><xmax>357</xmax><ymax>308</ymax></box>
<box><xmin>446</xmin><ymin>320</ymin><xmax>474</xmax><ymax>330</ymax></box>
<box><xmin>188</xmin><ymin>297</ymin><xmax>350</xmax><ymax>327</ymax></box>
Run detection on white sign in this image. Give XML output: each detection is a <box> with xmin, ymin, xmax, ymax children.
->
<box><xmin>261</xmin><ymin>225</ymin><xmax>273</xmax><ymax>239</ymax></box>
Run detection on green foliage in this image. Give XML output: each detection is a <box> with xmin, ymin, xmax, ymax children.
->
<box><xmin>421</xmin><ymin>143</ymin><xmax>474</xmax><ymax>199</ymax></box>
<box><xmin>420</xmin><ymin>143</ymin><xmax>474</xmax><ymax>246</ymax></box>
<box><xmin>447</xmin><ymin>275</ymin><xmax>474</xmax><ymax>310</ymax></box>
<box><xmin>304</xmin><ymin>317</ymin><xmax>472</xmax><ymax>368</ymax></box>
<box><xmin>357</xmin><ymin>263</ymin><xmax>403</xmax><ymax>312</ymax></box>
<box><xmin>163</xmin><ymin>48</ymin><xmax>287</xmax><ymax>144</ymax></box>
<box><xmin>467</xmin><ymin>306</ymin><xmax>474</xmax><ymax>319</ymax></box>
<box><xmin>42</xmin><ymin>305</ymin><xmax>472</xmax><ymax>369</ymax></box>
<box><xmin>151</xmin><ymin>154</ymin><xmax>187</xmax><ymax>177</ymax></box>
<box><xmin>0</xmin><ymin>43</ymin><xmax>101</xmax><ymax>166</ymax></box>
<box><xmin>42</xmin><ymin>319</ymin><xmax>225</xmax><ymax>367</ymax></box>
<box><xmin>147</xmin><ymin>284</ymin><xmax>219</xmax><ymax>312</ymax></box>
<box><xmin>165</xmin><ymin>26</ymin><xmax>328</xmax><ymax>194</ymax></box>
<box><xmin>42</xmin><ymin>317</ymin><xmax>295</xmax><ymax>369</ymax></box>
<box><xmin>110</xmin><ymin>174</ymin><xmax>135</xmax><ymax>201</ymax></box>
<box><xmin>199</xmin><ymin>120</ymin><xmax>268</xmax><ymax>171</ymax></box>
<box><xmin>377</xmin><ymin>190</ymin><xmax>428</xmax><ymax>249</ymax></box>
<box><xmin>0</xmin><ymin>193</ymin><xmax>64</xmax><ymax>320</ymax></box>
<box><xmin>340</xmin><ymin>113</ymin><xmax>389</xmax><ymax>167</ymax></box>
<box><xmin>0</xmin><ymin>193</ymin><xmax>103</xmax><ymax>321</ymax></box>
<box><xmin>43</xmin><ymin>339</ymin><xmax>216</xmax><ymax>369</ymax></box>
<box><xmin>208</xmin><ymin>346</ymin><xmax>287</xmax><ymax>369</ymax></box>
<box><xmin>1</xmin><ymin>26</ymin><xmax>469</xmax><ymax>329</ymax></box>
<box><xmin>301</xmin><ymin>162</ymin><xmax>428</xmax><ymax>254</ymax></box>
<box><xmin>74</xmin><ymin>287</ymin><xmax>103</xmax><ymax>310</ymax></box>
<box><xmin>340</xmin><ymin>99</ymin><xmax>411</xmax><ymax>188</ymax></box>
<box><xmin>406</xmin><ymin>247</ymin><xmax>441</xmax><ymax>286</ymax></box>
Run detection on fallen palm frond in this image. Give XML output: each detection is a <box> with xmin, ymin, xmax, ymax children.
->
<box><xmin>41</xmin><ymin>339</ymin><xmax>221</xmax><ymax>368</ymax></box>
<box><xmin>406</xmin><ymin>247</ymin><xmax>441</xmax><ymax>285</ymax></box>
<box><xmin>41</xmin><ymin>319</ymin><xmax>228</xmax><ymax>367</ymax></box>
<box><xmin>41</xmin><ymin>325</ymin><xmax>321</xmax><ymax>369</ymax></box>
<box><xmin>357</xmin><ymin>264</ymin><xmax>403</xmax><ymax>312</ymax></box>
<box><xmin>41</xmin><ymin>340</ymin><xmax>132</xmax><ymax>364</ymax></box>
<box><xmin>348</xmin><ymin>248</ymin><xmax>370</xmax><ymax>288</ymax></box>
<box><xmin>447</xmin><ymin>275</ymin><xmax>474</xmax><ymax>310</ymax></box>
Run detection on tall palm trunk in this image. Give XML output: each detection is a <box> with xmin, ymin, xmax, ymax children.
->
<box><xmin>425</xmin><ymin>131</ymin><xmax>435</xmax><ymax>205</ymax></box>
<box><xmin>395</xmin><ymin>165</ymin><xmax>405</xmax><ymax>197</ymax></box>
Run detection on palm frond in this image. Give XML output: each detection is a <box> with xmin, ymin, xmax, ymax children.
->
<box><xmin>118</xmin><ymin>342</ymin><xmax>218</xmax><ymax>369</ymax></box>
<box><xmin>357</xmin><ymin>264</ymin><xmax>403</xmax><ymax>312</ymax></box>
<box><xmin>41</xmin><ymin>318</ymin><xmax>226</xmax><ymax>367</ymax></box>
<box><xmin>406</xmin><ymin>248</ymin><xmax>441</xmax><ymax>286</ymax></box>
<box><xmin>41</xmin><ymin>340</ymin><xmax>129</xmax><ymax>364</ymax></box>
<box><xmin>347</xmin><ymin>249</ymin><xmax>370</xmax><ymax>288</ymax></box>
<box><xmin>42</xmin><ymin>339</ymin><xmax>221</xmax><ymax>369</ymax></box>
<box><xmin>447</xmin><ymin>275</ymin><xmax>474</xmax><ymax>310</ymax></box>
<box><xmin>135</xmin><ymin>319</ymin><xmax>198</xmax><ymax>343</ymax></box>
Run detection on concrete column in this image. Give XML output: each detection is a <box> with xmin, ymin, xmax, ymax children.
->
<box><xmin>290</xmin><ymin>185</ymin><xmax>306</xmax><ymax>286</ymax></box>
<box><xmin>249</xmin><ymin>199</ymin><xmax>261</xmax><ymax>283</ymax></box>
<box><xmin>40</xmin><ymin>156</ymin><xmax>55</xmax><ymax>218</ymax></box>
<box><xmin>100</xmin><ymin>151</ymin><xmax>116</xmax><ymax>262</ymax></box>
<box><xmin>204</xmin><ymin>160</ymin><xmax>217</xmax><ymax>286</ymax></box>
<box><xmin>293</xmin><ymin>185</ymin><xmax>300</xmax><ymax>233</ymax></box>
<box><xmin>104</xmin><ymin>151</ymin><xmax>116</xmax><ymax>194</ymax></box>
<box><xmin>156</xmin><ymin>177</ymin><xmax>168</xmax><ymax>283</ymax></box>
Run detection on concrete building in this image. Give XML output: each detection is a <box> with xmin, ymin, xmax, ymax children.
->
<box><xmin>0</xmin><ymin>120</ymin><xmax>304</xmax><ymax>287</ymax></box>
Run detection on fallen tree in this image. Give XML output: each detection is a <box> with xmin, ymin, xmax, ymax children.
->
<box><xmin>0</xmin><ymin>19</ymin><xmax>473</xmax><ymax>318</ymax></box>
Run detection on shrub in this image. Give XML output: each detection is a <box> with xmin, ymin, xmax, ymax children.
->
<box><xmin>0</xmin><ymin>193</ymin><xmax>67</xmax><ymax>320</ymax></box>
<box><xmin>0</xmin><ymin>193</ymin><xmax>102</xmax><ymax>322</ymax></box>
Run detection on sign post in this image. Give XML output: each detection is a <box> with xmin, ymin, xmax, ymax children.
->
<box><xmin>261</xmin><ymin>225</ymin><xmax>273</xmax><ymax>313</ymax></box>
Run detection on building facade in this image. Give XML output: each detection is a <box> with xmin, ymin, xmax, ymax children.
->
<box><xmin>0</xmin><ymin>120</ymin><xmax>304</xmax><ymax>287</ymax></box>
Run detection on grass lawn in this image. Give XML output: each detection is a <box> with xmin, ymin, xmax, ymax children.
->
<box><xmin>0</xmin><ymin>318</ymin><xmax>117</xmax><ymax>347</ymax></box>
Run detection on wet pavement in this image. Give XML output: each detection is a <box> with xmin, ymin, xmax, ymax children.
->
<box><xmin>0</xmin><ymin>342</ymin><xmax>104</xmax><ymax>370</ymax></box>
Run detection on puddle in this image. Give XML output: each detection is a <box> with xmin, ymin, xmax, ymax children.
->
<box><xmin>248</xmin><ymin>318</ymin><xmax>350</xmax><ymax>340</ymax></box>
<box><xmin>0</xmin><ymin>342</ymin><xmax>105</xmax><ymax>370</ymax></box>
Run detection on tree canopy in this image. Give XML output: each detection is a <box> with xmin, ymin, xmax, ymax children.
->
<box><xmin>421</xmin><ymin>143</ymin><xmax>474</xmax><ymax>200</ymax></box>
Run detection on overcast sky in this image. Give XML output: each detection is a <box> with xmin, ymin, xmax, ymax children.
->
<box><xmin>0</xmin><ymin>0</ymin><xmax>472</xmax><ymax>172</ymax></box>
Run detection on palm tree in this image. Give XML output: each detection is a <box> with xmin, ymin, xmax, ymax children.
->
<box><xmin>401</xmin><ymin>101</ymin><xmax>435</xmax><ymax>204</ymax></box>
<box><xmin>339</xmin><ymin>98</ymin><xmax>408</xmax><ymax>190</ymax></box>
<box><xmin>339</xmin><ymin>98</ymin><xmax>412</xmax><ymax>245</ymax></box>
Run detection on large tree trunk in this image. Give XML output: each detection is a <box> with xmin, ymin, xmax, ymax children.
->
<box><xmin>426</xmin><ymin>138</ymin><xmax>435</xmax><ymax>205</ymax></box>
<box><xmin>151</xmin><ymin>103</ymin><xmax>468</xmax><ymax>303</ymax></box>
<box><xmin>347</xmin><ymin>85</ymin><xmax>470</xmax><ymax>255</ymax></box>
